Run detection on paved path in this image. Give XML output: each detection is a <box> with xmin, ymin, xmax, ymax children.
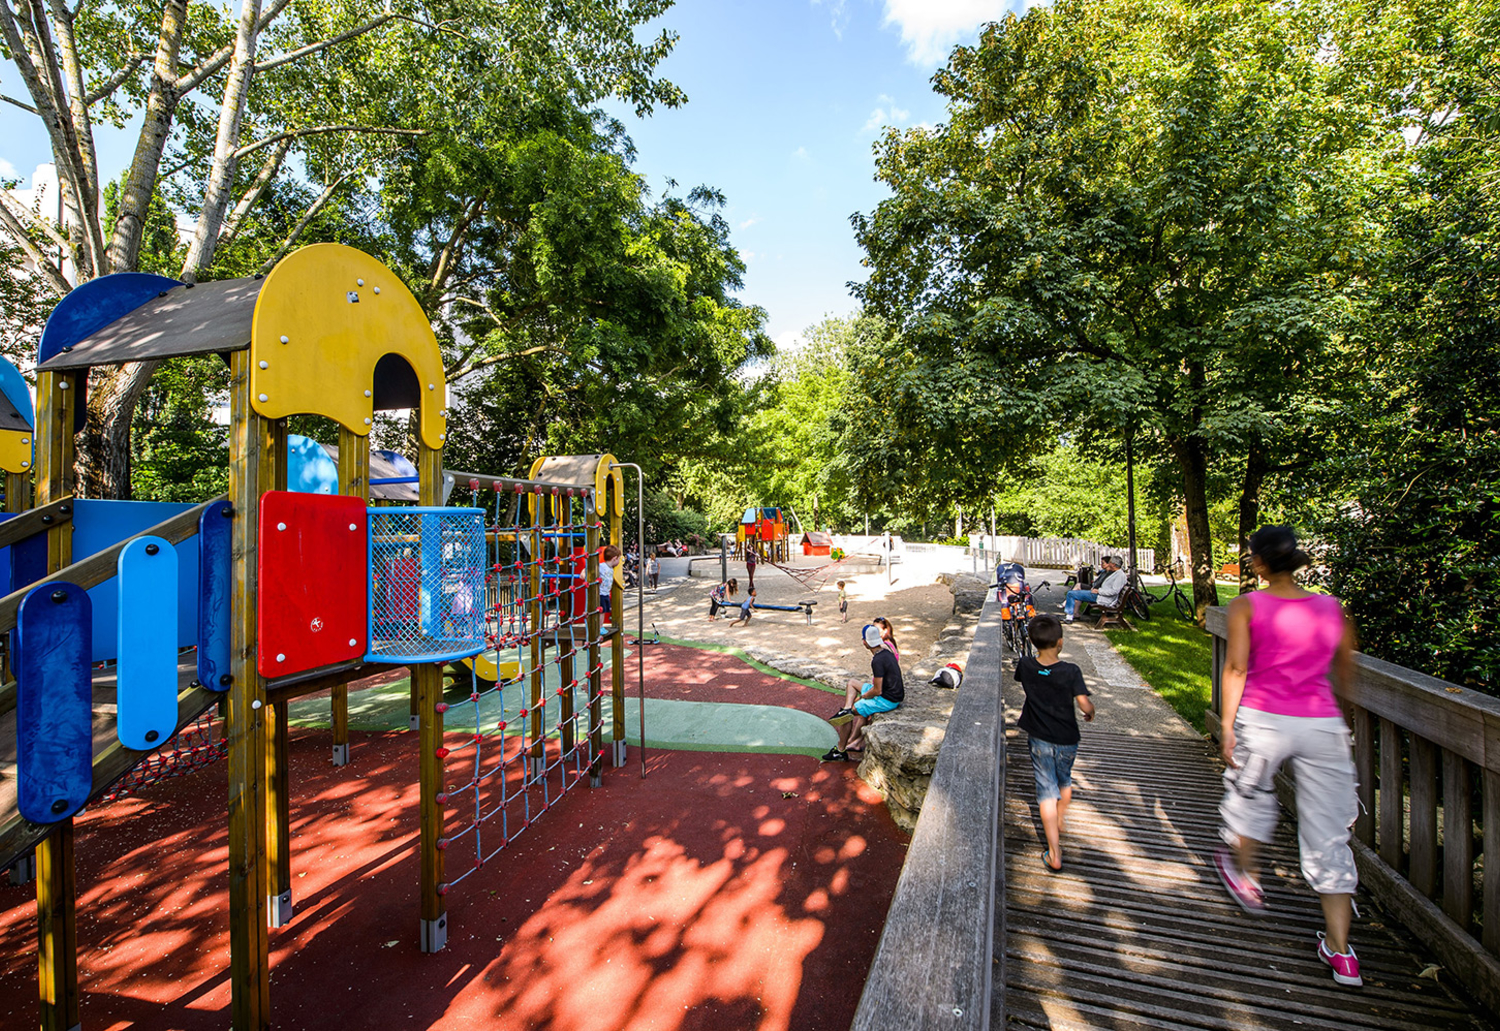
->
<box><xmin>1003</xmin><ymin>585</ymin><xmax>1494</xmax><ymax>1030</ymax></box>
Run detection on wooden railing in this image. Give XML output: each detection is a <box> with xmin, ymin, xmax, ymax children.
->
<box><xmin>852</xmin><ymin>593</ymin><xmax>1006</xmax><ymax>1030</ymax></box>
<box><xmin>1207</xmin><ymin>606</ymin><xmax>1500</xmax><ymax>1013</ymax></box>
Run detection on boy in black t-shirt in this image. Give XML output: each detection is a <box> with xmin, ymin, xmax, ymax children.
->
<box><xmin>824</xmin><ymin>624</ymin><xmax>904</xmax><ymax>761</ymax></box>
<box><xmin>1015</xmin><ymin>614</ymin><xmax>1095</xmax><ymax>871</ymax></box>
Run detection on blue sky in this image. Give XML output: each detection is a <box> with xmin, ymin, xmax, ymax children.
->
<box><xmin>608</xmin><ymin>1</ymin><xmax>1022</xmax><ymax>346</ymax></box>
<box><xmin>2</xmin><ymin>1</ymin><xmax>1022</xmax><ymax>346</ymax></box>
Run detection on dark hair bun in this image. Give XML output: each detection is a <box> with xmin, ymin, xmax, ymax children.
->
<box><xmin>1248</xmin><ymin>525</ymin><xmax>1309</xmax><ymax>574</ymax></box>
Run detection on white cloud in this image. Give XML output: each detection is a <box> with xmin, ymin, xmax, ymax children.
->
<box><xmin>882</xmin><ymin>0</ymin><xmax>1011</xmax><ymax>66</ymax></box>
<box><xmin>739</xmin><ymin>217</ymin><xmax>759</xmax><ymax>230</ymax></box>
<box><xmin>792</xmin><ymin>146</ymin><xmax>810</xmax><ymax>160</ymax></box>
<box><xmin>775</xmin><ymin>330</ymin><xmax>805</xmax><ymax>351</ymax></box>
<box><xmin>863</xmin><ymin>94</ymin><xmax>913</xmax><ymax>133</ymax></box>
<box><xmin>0</xmin><ymin>158</ymin><xmax>16</xmax><ymax>179</ymax></box>
<box><xmin>810</xmin><ymin>0</ymin><xmax>850</xmax><ymax>38</ymax></box>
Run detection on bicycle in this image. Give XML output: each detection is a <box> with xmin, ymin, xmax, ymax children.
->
<box><xmin>993</xmin><ymin>577</ymin><xmax>1042</xmax><ymax>657</ymax></box>
<box><xmin>1132</xmin><ymin>565</ymin><xmax>1194</xmax><ymax>621</ymax></box>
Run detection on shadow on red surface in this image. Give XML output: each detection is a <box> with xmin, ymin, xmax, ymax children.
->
<box><xmin>1</xmin><ymin>725</ymin><xmax>906</xmax><ymax>1031</ymax></box>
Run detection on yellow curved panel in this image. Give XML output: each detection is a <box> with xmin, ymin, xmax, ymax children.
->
<box><xmin>462</xmin><ymin>653</ymin><xmax>521</xmax><ymax>684</ymax></box>
<box><xmin>527</xmin><ymin>454</ymin><xmax>623</xmax><ymax>518</ymax></box>
<box><xmin>0</xmin><ymin>428</ymin><xmax>33</xmax><ymax>474</ymax></box>
<box><xmin>250</xmin><ymin>244</ymin><xmax>447</xmax><ymax>449</ymax></box>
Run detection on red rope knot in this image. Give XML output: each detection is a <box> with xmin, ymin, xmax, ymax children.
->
<box><xmin>437</xmin><ymin>883</ymin><xmax>450</xmax><ymax>896</ymax></box>
<box><xmin>436</xmin><ymin>837</ymin><xmax>450</xmax><ymax>850</ymax></box>
<box><xmin>472</xmin><ymin>733</ymin><xmax>482</xmax><ymax>743</ymax></box>
<box><xmin>513</xmin><ymin>482</ymin><xmax>524</xmax><ymax>494</ymax></box>
<box><xmin>519</xmin><ymin>708</ymin><xmax>528</xmax><ymax>718</ymax></box>
<box><xmin>435</xmin><ymin>702</ymin><xmax>449</xmax><ymax>713</ymax></box>
<box><xmin>469</xmin><ymin>478</ymin><xmax>479</xmax><ymax>490</ymax></box>
<box><xmin>435</xmin><ymin>747</ymin><xmax>451</xmax><ymax>758</ymax></box>
<box><xmin>435</xmin><ymin>792</ymin><xmax>449</xmax><ymax>805</ymax></box>
<box><xmin>497</xmin><ymin>720</ymin><xmax>507</xmax><ymax>730</ymax></box>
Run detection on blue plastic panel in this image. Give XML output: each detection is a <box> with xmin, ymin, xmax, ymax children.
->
<box><xmin>197</xmin><ymin>501</ymin><xmax>234</xmax><ymax>690</ymax></box>
<box><xmin>0</xmin><ymin>356</ymin><xmax>33</xmax><ymax>429</ymax></box>
<box><xmin>16</xmin><ymin>581</ymin><xmax>93</xmax><ymax>823</ymax></box>
<box><xmin>116</xmin><ymin>536</ymin><xmax>179</xmax><ymax>750</ymax></box>
<box><xmin>38</xmin><ymin>272</ymin><xmax>182</xmax><ymax>364</ymax></box>
<box><xmin>37</xmin><ymin>272</ymin><xmax>181</xmax><ymax>431</ymax></box>
<box><xmin>287</xmin><ymin>433</ymin><xmax>340</xmax><ymax>494</ymax></box>
<box><xmin>10</xmin><ymin>528</ymin><xmax>48</xmax><ymax>597</ymax></box>
<box><xmin>71</xmin><ymin>499</ymin><xmax>198</xmax><ymax>662</ymax></box>
<box><xmin>0</xmin><ymin>511</ymin><xmax>12</xmax><ymax>597</ymax></box>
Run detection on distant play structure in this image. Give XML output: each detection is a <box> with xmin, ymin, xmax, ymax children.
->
<box><xmin>738</xmin><ymin>505</ymin><xmax>789</xmax><ymax>562</ymax></box>
<box><xmin>0</xmin><ymin>244</ymin><xmax>638</xmax><ymax>1031</ymax></box>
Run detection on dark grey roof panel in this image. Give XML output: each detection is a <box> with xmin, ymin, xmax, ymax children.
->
<box><xmin>36</xmin><ymin>278</ymin><xmax>264</xmax><ymax>371</ymax></box>
<box><xmin>0</xmin><ymin>388</ymin><xmax>30</xmax><ymax>432</ymax></box>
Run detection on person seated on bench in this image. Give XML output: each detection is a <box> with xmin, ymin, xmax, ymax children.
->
<box><xmin>824</xmin><ymin>624</ymin><xmax>904</xmax><ymax>762</ymax></box>
<box><xmin>1063</xmin><ymin>555</ymin><xmax>1125</xmax><ymax>624</ymax></box>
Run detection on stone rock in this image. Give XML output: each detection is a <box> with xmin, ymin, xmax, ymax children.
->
<box><xmin>938</xmin><ymin>571</ymin><xmax>991</xmax><ymax>614</ymax></box>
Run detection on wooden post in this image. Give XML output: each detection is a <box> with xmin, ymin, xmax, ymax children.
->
<box><xmin>265</xmin><ymin>422</ymin><xmax>293</xmax><ymax>930</ymax></box>
<box><xmin>529</xmin><ymin>513</ymin><xmax>544</xmax><ymax>778</ymax></box>
<box><xmin>415</xmin><ymin>439</ymin><xmax>447</xmax><ymax>952</ymax></box>
<box><xmin>610</xmin><ymin>483</ymin><xmax>625</xmax><ymax>768</ymax></box>
<box><xmin>586</xmin><ymin>493</ymin><xmax>603</xmax><ymax>787</ymax></box>
<box><xmin>227</xmin><ymin>351</ymin><xmax>271</xmax><ymax>1029</ymax></box>
<box><xmin>34</xmin><ymin>369</ymin><xmax>78</xmax><ymax>1031</ymax></box>
<box><xmin>1352</xmin><ymin>705</ymin><xmax>1376</xmax><ymax>847</ymax></box>
<box><xmin>1484</xmin><ymin>769</ymin><xmax>1500</xmax><ymax>954</ymax></box>
<box><xmin>333</xmin><ymin>427</ymin><xmax>370</xmax><ymax>765</ymax></box>
<box><xmin>1408</xmin><ymin>734</ymin><xmax>1439</xmax><ymax>898</ymax></box>
<box><xmin>1442</xmin><ymin>750</ymin><xmax>1474</xmax><ymax>931</ymax></box>
<box><xmin>1379</xmin><ymin>718</ymin><xmax>1405</xmax><ymax>874</ymax></box>
<box><xmin>559</xmin><ymin>491</ymin><xmax>576</xmax><ymax>760</ymax></box>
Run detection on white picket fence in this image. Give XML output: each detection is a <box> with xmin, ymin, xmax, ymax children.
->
<box><xmin>830</xmin><ymin>534</ymin><xmax>1153</xmax><ymax>574</ymax></box>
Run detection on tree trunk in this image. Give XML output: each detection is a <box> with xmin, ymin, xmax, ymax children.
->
<box><xmin>1237</xmin><ymin>439</ymin><xmax>1267</xmax><ymax>595</ymax></box>
<box><xmin>1173</xmin><ymin>435</ymin><xmax>1217</xmax><ymax>625</ymax></box>
<box><xmin>76</xmin><ymin>360</ymin><xmax>162</xmax><ymax>498</ymax></box>
<box><xmin>181</xmin><ymin>0</ymin><xmax>264</xmax><ymax>280</ymax></box>
<box><xmin>106</xmin><ymin>0</ymin><xmax>186</xmax><ymax>273</ymax></box>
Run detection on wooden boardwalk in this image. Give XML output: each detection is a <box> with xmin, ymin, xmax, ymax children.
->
<box><xmin>1002</xmin><ymin>728</ymin><xmax>1495</xmax><ymax>1031</ymax></box>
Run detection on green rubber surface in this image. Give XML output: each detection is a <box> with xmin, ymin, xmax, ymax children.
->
<box><xmin>289</xmin><ymin>642</ymin><xmax>838</xmax><ymax>757</ymax></box>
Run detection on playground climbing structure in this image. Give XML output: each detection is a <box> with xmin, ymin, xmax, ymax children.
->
<box><xmin>0</xmin><ymin>244</ymin><xmax>631</xmax><ymax>1031</ymax></box>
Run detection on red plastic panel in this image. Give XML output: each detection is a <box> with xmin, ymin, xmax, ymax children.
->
<box><xmin>258</xmin><ymin>491</ymin><xmax>367</xmax><ymax>678</ymax></box>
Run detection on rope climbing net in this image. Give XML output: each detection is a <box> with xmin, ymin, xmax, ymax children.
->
<box><xmin>436</xmin><ymin>481</ymin><xmax>611</xmax><ymax>894</ymax></box>
<box><xmin>100</xmin><ymin>709</ymin><xmax>227</xmax><ymax>804</ymax></box>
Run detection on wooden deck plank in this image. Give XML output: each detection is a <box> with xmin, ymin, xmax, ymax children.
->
<box><xmin>1003</xmin><ymin>728</ymin><xmax>1494</xmax><ymax>1031</ymax></box>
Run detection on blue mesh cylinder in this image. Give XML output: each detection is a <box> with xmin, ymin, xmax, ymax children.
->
<box><xmin>367</xmin><ymin>507</ymin><xmax>486</xmax><ymax>662</ymax></box>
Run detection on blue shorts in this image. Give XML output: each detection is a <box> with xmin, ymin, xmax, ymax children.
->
<box><xmin>854</xmin><ymin>694</ymin><xmax>900</xmax><ymax>718</ymax></box>
<box><xmin>1028</xmin><ymin>737</ymin><xmax>1079</xmax><ymax>803</ymax></box>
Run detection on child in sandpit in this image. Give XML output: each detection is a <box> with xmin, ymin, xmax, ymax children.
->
<box><xmin>707</xmin><ymin>577</ymin><xmax>739</xmax><ymax>620</ymax></box>
<box><xmin>727</xmin><ymin>587</ymin><xmax>757</xmax><ymax>627</ymax></box>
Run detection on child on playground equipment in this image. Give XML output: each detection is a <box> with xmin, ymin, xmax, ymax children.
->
<box><xmin>838</xmin><ymin>580</ymin><xmax>849</xmax><ymax>622</ymax></box>
<box><xmin>745</xmin><ymin>546</ymin><xmax>758</xmax><ymax>591</ymax></box>
<box><xmin>1015</xmin><ymin>614</ymin><xmax>1094</xmax><ymax>872</ymax></box>
<box><xmin>728</xmin><ymin>587</ymin><xmax>757</xmax><ymax>627</ymax></box>
<box><xmin>825</xmin><ymin>623</ymin><xmax>904</xmax><ymax>761</ymax></box>
<box><xmin>707</xmin><ymin>578</ymin><xmax>739</xmax><ymax>620</ymax></box>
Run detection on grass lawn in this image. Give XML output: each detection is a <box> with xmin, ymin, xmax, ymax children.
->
<box><xmin>1104</xmin><ymin>583</ymin><xmax>1239</xmax><ymax>733</ymax></box>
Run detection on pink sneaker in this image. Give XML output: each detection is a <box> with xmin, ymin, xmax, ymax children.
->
<box><xmin>1318</xmin><ymin>933</ymin><xmax>1363</xmax><ymax>987</ymax></box>
<box><xmin>1214</xmin><ymin>847</ymin><xmax>1266</xmax><ymax>913</ymax></box>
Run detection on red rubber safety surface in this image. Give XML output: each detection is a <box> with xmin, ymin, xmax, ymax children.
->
<box><xmin>0</xmin><ymin>729</ymin><xmax>907</xmax><ymax>1030</ymax></box>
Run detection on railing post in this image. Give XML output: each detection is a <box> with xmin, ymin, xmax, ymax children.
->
<box><xmin>1379</xmin><ymin>719</ymin><xmax>1406</xmax><ymax>874</ymax></box>
<box><xmin>1351</xmin><ymin>705</ymin><xmax>1375</xmax><ymax>846</ymax></box>
<box><xmin>1442</xmin><ymin>750</ymin><xmax>1475</xmax><ymax>931</ymax></box>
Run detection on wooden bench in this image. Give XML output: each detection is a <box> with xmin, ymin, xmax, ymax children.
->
<box><xmin>1091</xmin><ymin>604</ymin><xmax>1131</xmax><ymax>630</ymax></box>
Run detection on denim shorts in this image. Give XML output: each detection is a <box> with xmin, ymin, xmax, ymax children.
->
<box><xmin>1029</xmin><ymin>737</ymin><xmax>1079</xmax><ymax>803</ymax></box>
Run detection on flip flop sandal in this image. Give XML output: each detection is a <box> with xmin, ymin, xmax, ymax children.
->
<box><xmin>1041</xmin><ymin>849</ymin><xmax>1063</xmax><ymax>873</ymax></box>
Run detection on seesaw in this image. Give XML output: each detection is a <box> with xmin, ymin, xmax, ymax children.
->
<box><xmin>755</xmin><ymin>600</ymin><xmax>818</xmax><ymax>625</ymax></box>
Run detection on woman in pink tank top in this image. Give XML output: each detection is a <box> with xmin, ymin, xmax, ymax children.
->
<box><xmin>1214</xmin><ymin>526</ymin><xmax>1365</xmax><ymax>988</ymax></box>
